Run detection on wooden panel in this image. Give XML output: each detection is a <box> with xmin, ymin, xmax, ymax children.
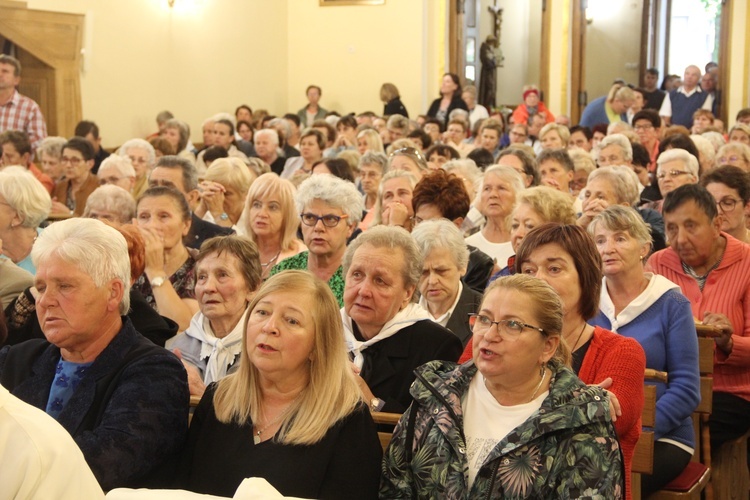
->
<box><xmin>642</xmin><ymin>384</ymin><xmax>657</xmax><ymax>428</ymax></box>
<box><xmin>632</xmin><ymin>431</ymin><xmax>654</xmax><ymax>474</ymax></box>
<box><xmin>372</xmin><ymin>412</ymin><xmax>402</xmax><ymax>426</ymax></box>
<box><xmin>697</xmin><ymin>337</ymin><xmax>714</xmax><ymax>375</ymax></box>
<box><xmin>695</xmin><ymin>376</ymin><xmax>713</xmax><ymax>414</ymax></box>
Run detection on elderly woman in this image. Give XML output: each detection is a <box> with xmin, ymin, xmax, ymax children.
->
<box><xmin>578</xmin><ymin>166</ymin><xmax>667</xmax><ymax>251</ymax></box>
<box><xmin>358</xmin><ymin>152</ymin><xmax>387</xmax><ymax>231</ymax></box>
<box><xmin>381</xmin><ymin>82</ymin><xmax>409</xmax><ymax>117</ymax></box>
<box><xmin>569</xmin><ymin>149</ymin><xmax>597</xmax><ymax>196</ymax></box>
<box><xmin>372</xmin><ymin>169</ymin><xmax>418</xmax><ymax>232</ymax></box>
<box><xmin>539</xmin><ymin>122</ymin><xmax>570</xmax><ymax>150</ymax></box>
<box><xmin>242</xmin><ymin>173</ymin><xmax>305</xmax><ymax>281</ymax></box>
<box><xmin>269</xmin><ymin>174</ymin><xmax>362</xmax><ymax>306</ymax></box>
<box><xmin>180</xmin><ymin>271</ymin><xmax>382</xmax><ymax>498</ymax></box>
<box><xmin>0</xmin><ymin>218</ymin><xmax>188</xmax><ymax>490</ymax></box>
<box><xmin>0</xmin><ymin>167</ymin><xmax>51</xmax><ymax>273</ymax></box>
<box><xmin>133</xmin><ymin>186</ymin><xmax>199</xmax><ymax>331</ymax></box>
<box><xmin>281</xmin><ymin>129</ymin><xmax>325</xmax><ymax>180</ymax></box>
<box><xmin>655</xmin><ymin>148</ymin><xmax>700</xmax><ymax>213</ymax></box>
<box><xmin>580</xmin><ymin>84</ymin><xmax>635</xmax><ymax>128</ymax></box>
<box><xmin>511</xmin><ymin>85</ymin><xmax>555</xmax><ymax>126</ymax></box>
<box><xmin>516</xmin><ymin>223</ymin><xmax>646</xmax><ymax>498</ymax></box>
<box><xmin>412</xmin><ymin>219</ymin><xmax>481</xmax><ymax>347</ymax></box>
<box><xmin>119</xmin><ymin>138</ymin><xmax>156</xmax><ymax>199</ymax></box>
<box><xmin>167</xmin><ymin>236</ymin><xmax>261</xmax><ymax>398</ymax></box>
<box><xmin>728</xmin><ymin>123</ymin><xmax>750</xmax><ymax>145</ymax></box>
<box><xmin>497</xmin><ymin>147</ymin><xmax>539</xmax><ymax>188</ymax></box>
<box><xmin>96</xmin><ymin>154</ymin><xmax>135</xmax><ymax>192</ymax></box>
<box><xmin>162</xmin><ymin>118</ymin><xmax>194</xmax><ymax>161</ymax></box>
<box><xmin>342</xmin><ymin>226</ymin><xmax>462</xmax><ymax>413</ymax></box>
<box><xmin>716</xmin><ymin>141</ymin><xmax>750</xmax><ymax>171</ymax></box>
<box><xmin>82</xmin><ymin>185</ymin><xmax>136</xmax><ymax>225</ymax></box>
<box><xmin>194</xmin><ymin>157</ymin><xmax>255</xmax><ymax>232</ymax></box>
<box><xmin>196</xmin><ymin>119</ymin><xmax>250</xmax><ymax>174</ymax></box>
<box><xmin>588</xmin><ymin>205</ymin><xmax>700</xmax><ymax>495</ymax></box>
<box><xmin>596</xmin><ymin>133</ymin><xmax>633</xmax><ymax>168</ymax></box>
<box><xmin>701</xmin><ymin>165</ymin><xmax>750</xmax><ymax>243</ymax></box>
<box><xmin>50</xmin><ymin>137</ymin><xmax>100</xmax><ymax>217</ymax></box>
<box><xmin>381</xmin><ymin>274</ymin><xmax>623</xmax><ymax>498</ymax></box>
<box><xmin>426</xmin><ymin>73</ymin><xmax>468</xmax><ymax>126</ymax></box>
<box><xmin>36</xmin><ymin>136</ymin><xmax>67</xmax><ymax>183</ymax></box>
<box><xmin>356</xmin><ymin>129</ymin><xmax>385</xmax><ymax>156</ymax></box>
<box><xmin>465</xmin><ymin>165</ymin><xmax>525</xmax><ymax>267</ymax></box>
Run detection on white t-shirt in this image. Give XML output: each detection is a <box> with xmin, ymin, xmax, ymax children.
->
<box><xmin>465</xmin><ymin>232</ymin><xmax>514</xmax><ymax>268</ymax></box>
<box><xmin>462</xmin><ymin>375</ymin><xmax>547</xmax><ymax>488</ymax></box>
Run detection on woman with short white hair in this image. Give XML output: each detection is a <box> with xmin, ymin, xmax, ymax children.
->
<box><xmin>0</xmin><ymin>166</ymin><xmax>51</xmax><ymax>273</ymax></box>
<box><xmin>83</xmin><ymin>185</ymin><xmax>136</xmax><ymax>225</ymax></box>
<box><xmin>655</xmin><ymin>149</ymin><xmax>700</xmax><ymax>213</ymax></box>
<box><xmin>118</xmin><ymin>138</ymin><xmax>156</xmax><ymax>199</ymax></box>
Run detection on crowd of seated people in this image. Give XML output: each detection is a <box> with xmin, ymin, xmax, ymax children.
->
<box><xmin>2</xmin><ymin>51</ymin><xmax>750</xmax><ymax>498</ymax></box>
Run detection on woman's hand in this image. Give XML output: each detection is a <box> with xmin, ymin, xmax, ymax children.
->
<box><xmin>352</xmin><ymin>366</ymin><xmax>377</xmax><ymax>403</ymax></box>
<box><xmin>50</xmin><ymin>198</ymin><xmax>72</xmax><ymax>215</ymax></box>
<box><xmin>333</xmin><ymin>135</ymin><xmax>353</xmax><ymax>149</ymax></box>
<box><xmin>577</xmin><ymin>198</ymin><xmax>609</xmax><ymax>227</ymax></box>
<box><xmin>594</xmin><ymin>377</ymin><xmax>621</xmax><ymax>422</ymax></box>
<box><xmin>703</xmin><ymin>312</ymin><xmax>734</xmax><ymax>354</ymax></box>
<box><xmin>174</xmin><ymin>349</ymin><xmax>207</xmax><ymax>397</ymax></box>
<box><xmin>382</xmin><ymin>201</ymin><xmax>410</xmax><ymax>228</ymax></box>
<box><xmin>199</xmin><ymin>181</ymin><xmax>226</xmax><ymax>218</ymax></box>
<box><xmin>134</xmin><ymin>220</ymin><xmax>166</xmax><ymax>278</ymax></box>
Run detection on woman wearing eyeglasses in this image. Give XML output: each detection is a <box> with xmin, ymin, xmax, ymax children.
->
<box><xmin>381</xmin><ymin>274</ymin><xmax>624</xmax><ymax>498</ymax></box>
<box><xmin>701</xmin><ymin>165</ymin><xmax>750</xmax><ymax>243</ymax></box>
<box><xmin>269</xmin><ymin>174</ymin><xmax>363</xmax><ymax>307</ymax></box>
<box><xmin>654</xmin><ymin>149</ymin><xmax>699</xmax><ymax>213</ymax></box>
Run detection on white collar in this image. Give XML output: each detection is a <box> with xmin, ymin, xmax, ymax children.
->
<box><xmin>419</xmin><ymin>282</ymin><xmax>464</xmax><ymax>327</ymax></box>
<box><xmin>599</xmin><ymin>273</ymin><xmax>680</xmax><ymax>331</ymax></box>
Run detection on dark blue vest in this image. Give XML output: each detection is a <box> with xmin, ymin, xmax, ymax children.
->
<box><xmin>669</xmin><ymin>89</ymin><xmax>708</xmax><ymax>128</ymax></box>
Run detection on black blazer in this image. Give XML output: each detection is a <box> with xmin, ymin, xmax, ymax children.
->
<box><xmin>356</xmin><ymin>319</ymin><xmax>462</xmax><ymax>413</ymax></box>
<box><xmin>384</xmin><ymin>97</ymin><xmax>409</xmax><ymax>118</ymax></box>
<box><xmin>463</xmin><ymin>245</ymin><xmax>494</xmax><ymax>294</ymax></box>
<box><xmin>444</xmin><ymin>285</ymin><xmax>483</xmax><ymax>348</ymax></box>
<box><xmin>0</xmin><ymin>319</ymin><xmax>189</xmax><ymax>490</ymax></box>
<box><xmin>186</xmin><ymin>212</ymin><xmax>234</xmax><ymax>250</ymax></box>
<box><xmin>426</xmin><ymin>94</ymin><xmax>469</xmax><ymax>124</ymax></box>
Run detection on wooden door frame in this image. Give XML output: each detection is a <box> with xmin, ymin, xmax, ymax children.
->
<box><xmin>570</xmin><ymin>0</ymin><xmax>586</xmax><ymax>125</ymax></box>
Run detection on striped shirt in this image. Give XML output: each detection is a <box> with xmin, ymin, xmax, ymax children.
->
<box><xmin>0</xmin><ymin>90</ymin><xmax>47</xmax><ymax>151</ymax></box>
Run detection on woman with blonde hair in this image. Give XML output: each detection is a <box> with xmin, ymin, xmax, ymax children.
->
<box><xmin>181</xmin><ymin>271</ymin><xmax>382</xmax><ymax>498</ymax></box>
<box><xmin>195</xmin><ymin>157</ymin><xmax>256</xmax><ymax>232</ymax></box>
<box><xmin>539</xmin><ymin>122</ymin><xmax>570</xmax><ymax>150</ymax></box>
<box><xmin>380</xmin><ymin>82</ymin><xmax>408</xmax><ymax>117</ymax></box>
<box><xmin>355</xmin><ymin>128</ymin><xmax>385</xmax><ymax>155</ymax></box>
<box><xmin>242</xmin><ymin>173</ymin><xmax>305</xmax><ymax>280</ymax></box>
<box><xmin>580</xmin><ymin>83</ymin><xmax>635</xmax><ymax>128</ymax></box>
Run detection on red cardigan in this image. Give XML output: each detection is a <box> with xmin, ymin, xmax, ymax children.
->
<box><xmin>578</xmin><ymin>326</ymin><xmax>646</xmax><ymax>500</ymax></box>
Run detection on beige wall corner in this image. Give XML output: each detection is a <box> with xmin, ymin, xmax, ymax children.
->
<box><xmin>726</xmin><ymin>0</ymin><xmax>749</xmax><ymax>122</ymax></box>
<box><xmin>542</xmin><ymin>0</ymin><xmax>570</xmax><ymax>117</ymax></box>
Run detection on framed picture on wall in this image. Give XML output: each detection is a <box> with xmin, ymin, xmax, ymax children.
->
<box><xmin>320</xmin><ymin>0</ymin><xmax>385</xmax><ymax>5</ymax></box>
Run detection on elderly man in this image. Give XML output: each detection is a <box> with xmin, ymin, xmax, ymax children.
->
<box><xmin>0</xmin><ymin>129</ymin><xmax>54</xmax><ymax>193</ymax></box>
<box><xmin>0</xmin><ymin>55</ymin><xmax>47</xmax><ymax>151</ymax></box>
<box><xmin>659</xmin><ymin>65</ymin><xmax>713</xmax><ymax>128</ymax></box>
<box><xmin>646</xmin><ymin>183</ymin><xmax>750</xmax><ymax>456</ymax></box>
<box><xmin>252</xmin><ymin>128</ymin><xmax>285</xmax><ymax>175</ymax></box>
<box><xmin>148</xmin><ymin>155</ymin><xmax>233</xmax><ymax>249</ymax></box>
<box><xmin>0</xmin><ymin>218</ymin><xmax>189</xmax><ymax>490</ymax></box>
<box><xmin>96</xmin><ymin>154</ymin><xmax>136</xmax><ymax>192</ymax></box>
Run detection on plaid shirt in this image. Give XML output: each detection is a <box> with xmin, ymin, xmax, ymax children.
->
<box><xmin>0</xmin><ymin>90</ymin><xmax>47</xmax><ymax>151</ymax></box>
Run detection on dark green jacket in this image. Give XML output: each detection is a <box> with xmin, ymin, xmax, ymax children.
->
<box><xmin>380</xmin><ymin>360</ymin><xmax>624</xmax><ymax>499</ymax></box>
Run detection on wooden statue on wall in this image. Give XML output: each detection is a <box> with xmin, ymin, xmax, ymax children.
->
<box><xmin>479</xmin><ymin>34</ymin><xmax>498</xmax><ymax>109</ymax></box>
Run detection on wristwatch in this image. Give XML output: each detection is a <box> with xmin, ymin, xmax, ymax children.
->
<box><xmin>150</xmin><ymin>275</ymin><xmax>167</xmax><ymax>288</ymax></box>
<box><xmin>370</xmin><ymin>397</ymin><xmax>385</xmax><ymax>412</ymax></box>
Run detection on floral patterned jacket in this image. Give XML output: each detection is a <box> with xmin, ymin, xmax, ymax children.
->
<box><xmin>380</xmin><ymin>360</ymin><xmax>624</xmax><ymax>499</ymax></box>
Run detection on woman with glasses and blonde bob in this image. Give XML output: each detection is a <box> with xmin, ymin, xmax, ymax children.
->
<box><xmin>269</xmin><ymin>174</ymin><xmax>362</xmax><ymax>307</ymax></box>
<box><xmin>180</xmin><ymin>271</ymin><xmax>382</xmax><ymax>499</ymax></box>
<box><xmin>381</xmin><ymin>274</ymin><xmax>624</xmax><ymax>498</ymax></box>
<box><xmin>588</xmin><ymin>205</ymin><xmax>700</xmax><ymax>496</ymax></box>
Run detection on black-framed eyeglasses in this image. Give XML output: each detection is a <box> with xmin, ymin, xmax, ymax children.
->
<box><xmin>468</xmin><ymin>314</ymin><xmax>545</xmax><ymax>342</ymax></box>
<box><xmin>716</xmin><ymin>197</ymin><xmax>742</xmax><ymax>212</ymax></box>
<box><xmin>300</xmin><ymin>212</ymin><xmax>348</xmax><ymax>228</ymax></box>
